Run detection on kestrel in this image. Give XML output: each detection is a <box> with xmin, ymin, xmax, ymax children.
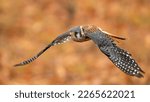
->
<box><xmin>14</xmin><ymin>25</ymin><xmax>145</xmax><ymax>78</ymax></box>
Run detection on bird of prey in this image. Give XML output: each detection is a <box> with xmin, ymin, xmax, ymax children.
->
<box><xmin>14</xmin><ymin>25</ymin><xmax>145</xmax><ymax>78</ymax></box>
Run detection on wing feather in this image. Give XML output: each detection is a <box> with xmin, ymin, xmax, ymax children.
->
<box><xmin>14</xmin><ymin>33</ymin><xmax>71</xmax><ymax>67</ymax></box>
<box><xmin>87</xmin><ymin>31</ymin><xmax>144</xmax><ymax>78</ymax></box>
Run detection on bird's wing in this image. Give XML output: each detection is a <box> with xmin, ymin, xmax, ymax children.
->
<box><xmin>86</xmin><ymin>31</ymin><xmax>144</xmax><ymax>78</ymax></box>
<box><xmin>14</xmin><ymin>33</ymin><xmax>71</xmax><ymax>67</ymax></box>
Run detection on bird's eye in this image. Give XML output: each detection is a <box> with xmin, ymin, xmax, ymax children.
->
<box><xmin>74</xmin><ymin>32</ymin><xmax>82</xmax><ymax>39</ymax></box>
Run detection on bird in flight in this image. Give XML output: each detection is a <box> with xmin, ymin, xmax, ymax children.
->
<box><xmin>14</xmin><ymin>25</ymin><xmax>145</xmax><ymax>78</ymax></box>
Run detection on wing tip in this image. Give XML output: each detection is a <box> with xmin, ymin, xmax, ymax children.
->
<box><xmin>135</xmin><ymin>70</ymin><xmax>145</xmax><ymax>78</ymax></box>
<box><xmin>135</xmin><ymin>73</ymin><xmax>144</xmax><ymax>78</ymax></box>
<box><xmin>14</xmin><ymin>63</ymin><xmax>23</xmax><ymax>67</ymax></box>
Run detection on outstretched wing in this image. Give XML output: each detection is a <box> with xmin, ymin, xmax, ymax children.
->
<box><xmin>14</xmin><ymin>33</ymin><xmax>71</xmax><ymax>67</ymax></box>
<box><xmin>87</xmin><ymin>31</ymin><xmax>144</xmax><ymax>78</ymax></box>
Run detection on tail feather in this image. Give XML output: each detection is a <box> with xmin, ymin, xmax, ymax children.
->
<box><xmin>102</xmin><ymin>30</ymin><xmax>126</xmax><ymax>40</ymax></box>
<box><xmin>109</xmin><ymin>34</ymin><xmax>126</xmax><ymax>40</ymax></box>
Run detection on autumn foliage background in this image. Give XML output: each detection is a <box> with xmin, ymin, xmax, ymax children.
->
<box><xmin>0</xmin><ymin>0</ymin><xmax>150</xmax><ymax>84</ymax></box>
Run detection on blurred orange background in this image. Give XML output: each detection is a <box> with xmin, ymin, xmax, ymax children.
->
<box><xmin>0</xmin><ymin>0</ymin><xmax>150</xmax><ymax>84</ymax></box>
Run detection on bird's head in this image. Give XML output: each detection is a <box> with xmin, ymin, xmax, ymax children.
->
<box><xmin>67</xmin><ymin>26</ymin><xmax>90</xmax><ymax>42</ymax></box>
<box><xmin>52</xmin><ymin>25</ymin><xmax>99</xmax><ymax>46</ymax></box>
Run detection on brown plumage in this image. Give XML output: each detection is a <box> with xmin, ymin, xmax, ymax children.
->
<box><xmin>14</xmin><ymin>25</ymin><xmax>144</xmax><ymax>78</ymax></box>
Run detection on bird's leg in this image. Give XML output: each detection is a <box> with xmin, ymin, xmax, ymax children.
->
<box><xmin>14</xmin><ymin>33</ymin><xmax>71</xmax><ymax>67</ymax></box>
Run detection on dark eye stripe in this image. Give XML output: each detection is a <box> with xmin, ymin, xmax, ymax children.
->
<box><xmin>75</xmin><ymin>32</ymin><xmax>82</xmax><ymax>38</ymax></box>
